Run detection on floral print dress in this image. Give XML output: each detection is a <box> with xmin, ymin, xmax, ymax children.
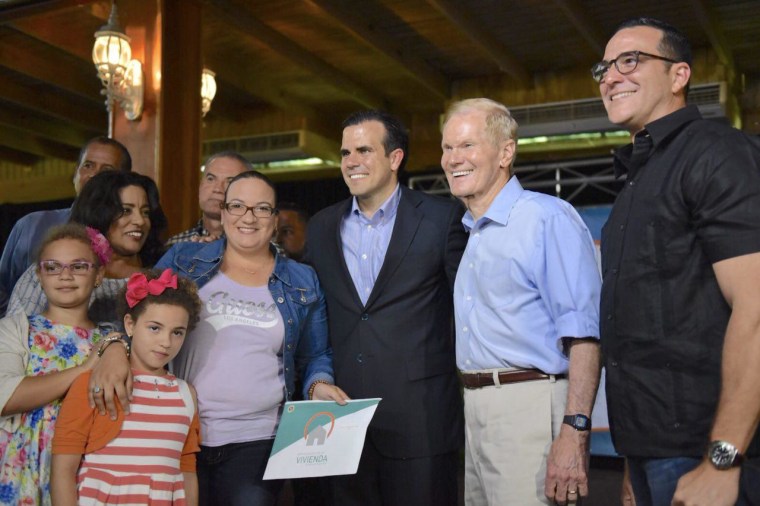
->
<box><xmin>0</xmin><ymin>315</ymin><xmax>101</xmax><ymax>505</ymax></box>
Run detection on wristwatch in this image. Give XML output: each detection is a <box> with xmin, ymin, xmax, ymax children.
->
<box><xmin>563</xmin><ymin>414</ymin><xmax>591</xmax><ymax>431</ymax></box>
<box><xmin>707</xmin><ymin>440</ymin><xmax>744</xmax><ymax>470</ymax></box>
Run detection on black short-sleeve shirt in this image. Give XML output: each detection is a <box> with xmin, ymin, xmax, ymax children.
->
<box><xmin>601</xmin><ymin>105</ymin><xmax>760</xmax><ymax>457</ymax></box>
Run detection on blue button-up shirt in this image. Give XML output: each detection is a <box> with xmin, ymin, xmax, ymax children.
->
<box><xmin>455</xmin><ymin>177</ymin><xmax>600</xmax><ymax>374</ymax></box>
<box><xmin>340</xmin><ymin>185</ymin><xmax>401</xmax><ymax>305</ymax></box>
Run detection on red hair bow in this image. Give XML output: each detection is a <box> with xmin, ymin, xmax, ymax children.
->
<box><xmin>125</xmin><ymin>268</ymin><xmax>178</xmax><ymax>308</ymax></box>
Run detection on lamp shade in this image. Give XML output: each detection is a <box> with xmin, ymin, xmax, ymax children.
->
<box><xmin>201</xmin><ymin>69</ymin><xmax>217</xmax><ymax>116</ymax></box>
<box><xmin>93</xmin><ymin>30</ymin><xmax>132</xmax><ymax>82</ymax></box>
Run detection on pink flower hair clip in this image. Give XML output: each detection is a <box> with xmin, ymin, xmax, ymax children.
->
<box><xmin>86</xmin><ymin>226</ymin><xmax>113</xmax><ymax>266</ymax></box>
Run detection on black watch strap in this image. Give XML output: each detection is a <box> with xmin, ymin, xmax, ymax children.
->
<box><xmin>563</xmin><ymin>414</ymin><xmax>591</xmax><ymax>431</ymax></box>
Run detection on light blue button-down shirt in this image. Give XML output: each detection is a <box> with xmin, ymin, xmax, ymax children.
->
<box><xmin>455</xmin><ymin>177</ymin><xmax>600</xmax><ymax>374</ymax></box>
<box><xmin>340</xmin><ymin>184</ymin><xmax>401</xmax><ymax>305</ymax></box>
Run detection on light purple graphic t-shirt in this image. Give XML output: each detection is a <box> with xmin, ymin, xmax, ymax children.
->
<box><xmin>172</xmin><ymin>272</ymin><xmax>285</xmax><ymax>446</ymax></box>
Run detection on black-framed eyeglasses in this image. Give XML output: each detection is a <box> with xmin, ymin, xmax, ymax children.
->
<box><xmin>591</xmin><ymin>50</ymin><xmax>679</xmax><ymax>83</ymax></box>
<box><xmin>38</xmin><ymin>260</ymin><xmax>95</xmax><ymax>276</ymax></box>
<box><xmin>222</xmin><ymin>202</ymin><xmax>278</xmax><ymax>218</ymax></box>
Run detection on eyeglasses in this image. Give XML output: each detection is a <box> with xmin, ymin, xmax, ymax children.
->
<box><xmin>38</xmin><ymin>260</ymin><xmax>95</xmax><ymax>276</ymax></box>
<box><xmin>591</xmin><ymin>50</ymin><xmax>679</xmax><ymax>83</ymax></box>
<box><xmin>222</xmin><ymin>202</ymin><xmax>278</xmax><ymax>218</ymax></box>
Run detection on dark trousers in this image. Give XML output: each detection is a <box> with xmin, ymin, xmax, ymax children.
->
<box><xmin>628</xmin><ymin>455</ymin><xmax>760</xmax><ymax>506</ymax></box>
<box><xmin>198</xmin><ymin>439</ymin><xmax>284</xmax><ymax>506</ymax></box>
<box><xmin>331</xmin><ymin>439</ymin><xmax>459</xmax><ymax>506</ymax></box>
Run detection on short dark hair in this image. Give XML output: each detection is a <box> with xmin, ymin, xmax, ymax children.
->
<box><xmin>70</xmin><ymin>171</ymin><xmax>168</xmax><ymax>267</ymax></box>
<box><xmin>223</xmin><ymin>170</ymin><xmax>278</xmax><ymax>206</ymax></box>
<box><xmin>117</xmin><ymin>268</ymin><xmax>202</xmax><ymax>333</ymax></box>
<box><xmin>276</xmin><ymin>202</ymin><xmax>309</xmax><ymax>224</ymax></box>
<box><xmin>615</xmin><ymin>17</ymin><xmax>692</xmax><ymax>97</ymax></box>
<box><xmin>204</xmin><ymin>151</ymin><xmax>254</xmax><ymax>172</ymax></box>
<box><xmin>342</xmin><ymin>110</ymin><xmax>409</xmax><ymax>173</ymax></box>
<box><xmin>77</xmin><ymin>136</ymin><xmax>132</xmax><ymax>172</ymax></box>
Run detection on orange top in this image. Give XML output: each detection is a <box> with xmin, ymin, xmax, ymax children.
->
<box><xmin>52</xmin><ymin>370</ymin><xmax>201</xmax><ymax>472</ymax></box>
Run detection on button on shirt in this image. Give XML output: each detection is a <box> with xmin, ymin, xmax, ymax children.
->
<box><xmin>341</xmin><ymin>185</ymin><xmax>401</xmax><ymax>305</ymax></box>
<box><xmin>600</xmin><ymin>105</ymin><xmax>760</xmax><ymax>457</ymax></box>
<box><xmin>455</xmin><ymin>176</ymin><xmax>600</xmax><ymax>373</ymax></box>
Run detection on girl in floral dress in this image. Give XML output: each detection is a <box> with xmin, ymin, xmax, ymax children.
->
<box><xmin>51</xmin><ymin>268</ymin><xmax>202</xmax><ymax>506</ymax></box>
<box><xmin>0</xmin><ymin>223</ymin><xmax>111</xmax><ymax>505</ymax></box>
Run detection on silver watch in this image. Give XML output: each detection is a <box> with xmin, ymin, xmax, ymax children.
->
<box><xmin>707</xmin><ymin>440</ymin><xmax>744</xmax><ymax>470</ymax></box>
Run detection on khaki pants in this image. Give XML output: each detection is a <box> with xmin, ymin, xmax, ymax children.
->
<box><xmin>463</xmin><ymin>372</ymin><xmax>567</xmax><ymax>506</ymax></box>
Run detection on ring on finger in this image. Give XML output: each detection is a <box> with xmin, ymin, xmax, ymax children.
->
<box><xmin>92</xmin><ymin>386</ymin><xmax>103</xmax><ymax>394</ymax></box>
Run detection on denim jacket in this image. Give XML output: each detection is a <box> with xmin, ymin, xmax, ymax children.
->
<box><xmin>155</xmin><ymin>239</ymin><xmax>334</xmax><ymax>400</ymax></box>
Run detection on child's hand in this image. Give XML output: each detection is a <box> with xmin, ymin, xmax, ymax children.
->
<box><xmin>311</xmin><ymin>383</ymin><xmax>350</xmax><ymax>405</ymax></box>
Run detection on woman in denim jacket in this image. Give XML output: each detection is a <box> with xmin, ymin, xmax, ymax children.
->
<box><xmin>90</xmin><ymin>171</ymin><xmax>347</xmax><ymax>506</ymax></box>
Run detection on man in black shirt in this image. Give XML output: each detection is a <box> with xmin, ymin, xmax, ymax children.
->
<box><xmin>597</xmin><ymin>17</ymin><xmax>760</xmax><ymax>506</ymax></box>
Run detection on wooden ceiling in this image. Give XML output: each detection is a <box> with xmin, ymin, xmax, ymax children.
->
<box><xmin>1</xmin><ymin>0</ymin><xmax>759</xmax><ymax>199</ymax></box>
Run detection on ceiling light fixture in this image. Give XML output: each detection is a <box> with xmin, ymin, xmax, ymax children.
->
<box><xmin>92</xmin><ymin>2</ymin><xmax>143</xmax><ymax>136</ymax></box>
<box><xmin>201</xmin><ymin>69</ymin><xmax>217</xmax><ymax>117</ymax></box>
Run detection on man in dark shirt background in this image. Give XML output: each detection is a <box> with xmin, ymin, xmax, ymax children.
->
<box><xmin>597</xmin><ymin>17</ymin><xmax>760</xmax><ymax>506</ymax></box>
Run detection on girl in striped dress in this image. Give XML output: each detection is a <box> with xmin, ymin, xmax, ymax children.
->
<box><xmin>51</xmin><ymin>268</ymin><xmax>202</xmax><ymax>506</ymax></box>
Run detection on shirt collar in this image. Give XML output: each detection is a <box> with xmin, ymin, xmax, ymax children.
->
<box><xmin>349</xmin><ymin>183</ymin><xmax>401</xmax><ymax>224</ymax></box>
<box><xmin>462</xmin><ymin>176</ymin><xmax>523</xmax><ymax>231</ymax></box>
<box><xmin>613</xmin><ymin>105</ymin><xmax>702</xmax><ymax>177</ymax></box>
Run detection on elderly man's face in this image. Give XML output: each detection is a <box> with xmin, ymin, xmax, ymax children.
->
<box><xmin>441</xmin><ymin>109</ymin><xmax>514</xmax><ymax>214</ymax></box>
<box><xmin>73</xmin><ymin>143</ymin><xmax>124</xmax><ymax>194</ymax></box>
<box><xmin>199</xmin><ymin>157</ymin><xmax>250</xmax><ymax>220</ymax></box>
<box><xmin>600</xmin><ymin>26</ymin><xmax>684</xmax><ymax>134</ymax></box>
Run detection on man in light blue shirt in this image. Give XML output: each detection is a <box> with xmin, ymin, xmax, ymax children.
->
<box><xmin>0</xmin><ymin>136</ymin><xmax>131</xmax><ymax>316</ymax></box>
<box><xmin>441</xmin><ymin>98</ymin><xmax>601</xmax><ymax>506</ymax></box>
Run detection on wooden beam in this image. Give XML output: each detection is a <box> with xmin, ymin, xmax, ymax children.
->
<box><xmin>551</xmin><ymin>0</ymin><xmax>606</xmax><ymax>56</ymax></box>
<box><xmin>0</xmin><ymin>123</ymin><xmax>79</xmax><ymax>160</ymax></box>
<box><xmin>0</xmin><ymin>145</ymin><xmax>41</xmax><ymax>166</ymax></box>
<box><xmin>207</xmin><ymin>62</ymin><xmax>321</xmax><ymax>121</ymax></box>
<box><xmin>689</xmin><ymin>0</ymin><xmax>735</xmax><ymax>82</ymax></box>
<box><xmin>157</xmin><ymin>0</ymin><xmax>202</xmax><ymax>236</ymax></box>
<box><xmin>0</xmin><ymin>101</ymin><xmax>96</xmax><ymax>147</ymax></box>
<box><xmin>0</xmin><ymin>0</ymin><xmax>97</xmax><ymax>24</ymax></box>
<box><xmin>9</xmin><ymin>10</ymin><xmax>104</xmax><ymax>61</ymax></box>
<box><xmin>207</xmin><ymin>0</ymin><xmax>387</xmax><ymax>109</ymax></box>
<box><xmin>308</xmin><ymin>0</ymin><xmax>450</xmax><ymax>100</ymax></box>
<box><xmin>0</xmin><ymin>26</ymin><xmax>102</xmax><ymax>103</ymax></box>
<box><xmin>0</xmin><ymin>174</ymin><xmax>76</xmax><ymax>204</ymax></box>
<box><xmin>427</xmin><ymin>0</ymin><xmax>531</xmax><ymax>85</ymax></box>
<box><xmin>0</xmin><ymin>73</ymin><xmax>107</xmax><ymax>130</ymax></box>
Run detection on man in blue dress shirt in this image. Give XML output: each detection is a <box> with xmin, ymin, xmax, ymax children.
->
<box><xmin>0</xmin><ymin>136</ymin><xmax>131</xmax><ymax>316</ymax></box>
<box><xmin>440</xmin><ymin>98</ymin><xmax>602</xmax><ymax>506</ymax></box>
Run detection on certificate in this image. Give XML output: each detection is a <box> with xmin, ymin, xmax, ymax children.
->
<box><xmin>263</xmin><ymin>398</ymin><xmax>381</xmax><ymax>479</ymax></box>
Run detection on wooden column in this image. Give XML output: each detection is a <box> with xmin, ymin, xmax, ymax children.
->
<box><xmin>113</xmin><ymin>0</ymin><xmax>202</xmax><ymax>239</ymax></box>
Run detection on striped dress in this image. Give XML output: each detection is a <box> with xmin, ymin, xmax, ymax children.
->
<box><xmin>76</xmin><ymin>374</ymin><xmax>195</xmax><ymax>505</ymax></box>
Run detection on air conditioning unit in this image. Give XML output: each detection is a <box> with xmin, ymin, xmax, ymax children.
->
<box><xmin>507</xmin><ymin>82</ymin><xmax>727</xmax><ymax>137</ymax></box>
<box><xmin>202</xmin><ymin>130</ymin><xmax>339</xmax><ymax>164</ymax></box>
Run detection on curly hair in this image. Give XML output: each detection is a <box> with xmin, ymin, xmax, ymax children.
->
<box><xmin>117</xmin><ymin>269</ymin><xmax>202</xmax><ymax>333</ymax></box>
<box><xmin>70</xmin><ymin>171</ymin><xmax>168</xmax><ymax>267</ymax></box>
<box><xmin>35</xmin><ymin>223</ymin><xmax>99</xmax><ymax>265</ymax></box>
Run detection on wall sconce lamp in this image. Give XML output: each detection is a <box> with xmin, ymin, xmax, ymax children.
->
<box><xmin>92</xmin><ymin>3</ymin><xmax>143</xmax><ymax>137</ymax></box>
<box><xmin>201</xmin><ymin>69</ymin><xmax>217</xmax><ymax>117</ymax></box>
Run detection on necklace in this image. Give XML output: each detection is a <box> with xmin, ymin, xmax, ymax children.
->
<box><xmin>239</xmin><ymin>256</ymin><xmax>273</xmax><ymax>275</ymax></box>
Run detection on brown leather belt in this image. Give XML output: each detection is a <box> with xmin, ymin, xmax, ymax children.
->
<box><xmin>460</xmin><ymin>369</ymin><xmax>566</xmax><ymax>389</ymax></box>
